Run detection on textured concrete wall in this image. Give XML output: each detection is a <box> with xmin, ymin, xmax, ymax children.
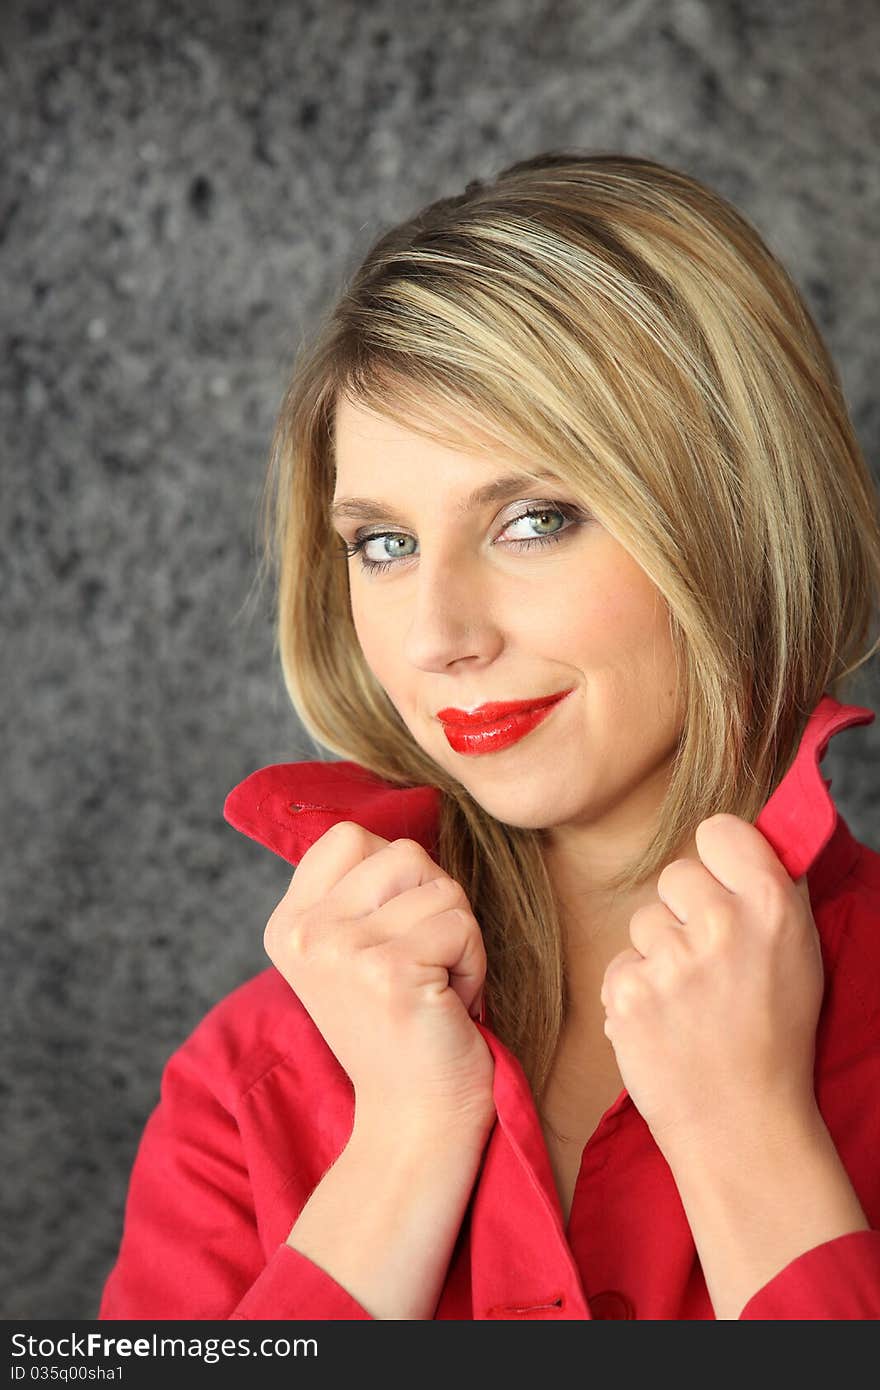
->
<box><xmin>3</xmin><ymin>0</ymin><xmax>879</xmax><ymax>1318</ymax></box>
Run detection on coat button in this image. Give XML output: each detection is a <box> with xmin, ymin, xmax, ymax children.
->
<box><xmin>589</xmin><ymin>1289</ymin><xmax>634</xmax><ymax>1319</ymax></box>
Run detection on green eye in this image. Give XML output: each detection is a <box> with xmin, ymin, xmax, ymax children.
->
<box><xmin>344</xmin><ymin>502</ymin><xmax>588</xmax><ymax>576</ymax></box>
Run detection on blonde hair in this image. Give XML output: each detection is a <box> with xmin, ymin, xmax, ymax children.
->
<box><xmin>250</xmin><ymin>151</ymin><xmax>880</xmax><ymax>1101</ymax></box>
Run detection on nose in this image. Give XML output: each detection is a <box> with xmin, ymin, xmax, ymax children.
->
<box><xmin>402</xmin><ymin>550</ymin><xmax>503</xmax><ymax>672</ymax></box>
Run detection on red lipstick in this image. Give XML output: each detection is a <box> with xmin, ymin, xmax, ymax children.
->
<box><xmin>437</xmin><ymin>688</ymin><xmax>574</xmax><ymax>756</ymax></box>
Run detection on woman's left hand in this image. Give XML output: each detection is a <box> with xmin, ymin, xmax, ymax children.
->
<box><xmin>600</xmin><ymin>813</ymin><xmax>825</xmax><ymax>1160</ymax></box>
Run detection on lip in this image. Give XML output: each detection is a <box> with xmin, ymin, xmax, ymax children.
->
<box><xmin>437</xmin><ymin>688</ymin><xmax>575</xmax><ymax>729</ymax></box>
<box><xmin>438</xmin><ymin>688</ymin><xmax>574</xmax><ymax>757</ymax></box>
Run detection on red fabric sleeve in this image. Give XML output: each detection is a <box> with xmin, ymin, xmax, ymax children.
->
<box><xmin>228</xmin><ymin>1243</ymin><xmax>373</xmax><ymax>1320</ymax></box>
<box><xmin>98</xmin><ymin>1041</ymin><xmax>373</xmax><ymax>1320</ymax></box>
<box><xmin>738</xmin><ymin>1229</ymin><xmax>880</xmax><ymax>1319</ymax></box>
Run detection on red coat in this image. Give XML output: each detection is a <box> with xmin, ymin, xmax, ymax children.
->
<box><xmin>99</xmin><ymin>694</ymin><xmax>880</xmax><ymax>1319</ymax></box>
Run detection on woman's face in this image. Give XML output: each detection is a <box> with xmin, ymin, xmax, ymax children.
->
<box><xmin>331</xmin><ymin>394</ymin><xmax>685</xmax><ymax>853</ymax></box>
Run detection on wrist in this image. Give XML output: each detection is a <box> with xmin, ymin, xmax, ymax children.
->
<box><xmin>657</xmin><ymin>1100</ymin><xmax>869</xmax><ymax>1322</ymax></box>
<box><xmin>653</xmin><ymin>1092</ymin><xmax>826</xmax><ymax>1174</ymax></box>
<box><xmin>350</xmin><ymin>1101</ymin><xmax>495</xmax><ymax>1160</ymax></box>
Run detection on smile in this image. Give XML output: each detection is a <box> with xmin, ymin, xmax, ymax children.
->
<box><xmin>438</xmin><ymin>688</ymin><xmax>574</xmax><ymax>756</ymax></box>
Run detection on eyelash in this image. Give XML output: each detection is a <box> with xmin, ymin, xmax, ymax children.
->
<box><xmin>342</xmin><ymin>502</ymin><xmax>587</xmax><ymax>575</ymax></box>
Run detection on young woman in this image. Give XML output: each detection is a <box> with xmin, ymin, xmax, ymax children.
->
<box><xmin>100</xmin><ymin>152</ymin><xmax>880</xmax><ymax>1320</ymax></box>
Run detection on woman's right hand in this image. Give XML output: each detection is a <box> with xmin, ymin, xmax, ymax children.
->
<box><xmin>263</xmin><ymin>821</ymin><xmax>496</xmax><ymax>1138</ymax></box>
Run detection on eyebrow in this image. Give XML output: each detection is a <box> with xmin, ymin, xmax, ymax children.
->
<box><xmin>330</xmin><ymin>470</ymin><xmax>563</xmax><ymax>526</ymax></box>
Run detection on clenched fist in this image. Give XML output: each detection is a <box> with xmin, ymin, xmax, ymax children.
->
<box><xmin>600</xmin><ymin>813</ymin><xmax>825</xmax><ymax>1159</ymax></box>
<box><xmin>264</xmin><ymin>821</ymin><xmax>496</xmax><ymax>1138</ymax></box>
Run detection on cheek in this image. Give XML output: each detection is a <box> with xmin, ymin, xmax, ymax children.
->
<box><xmin>349</xmin><ymin>598</ymin><xmax>409</xmax><ymax>701</ymax></box>
<box><xmin>562</xmin><ymin>569</ymin><xmax>660</xmax><ymax>660</ymax></box>
<box><xmin>350</xmin><ymin>602</ymin><xmax>386</xmax><ymax>671</ymax></box>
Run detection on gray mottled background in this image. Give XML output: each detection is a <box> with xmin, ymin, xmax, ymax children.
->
<box><xmin>2</xmin><ymin>0</ymin><xmax>879</xmax><ymax>1319</ymax></box>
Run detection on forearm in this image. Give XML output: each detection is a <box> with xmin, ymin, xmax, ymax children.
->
<box><xmin>286</xmin><ymin>1113</ymin><xmax>493</xmax><ymax>1320</ymax></box>
<box><xmin>662</xmin><ymin>1105</ymin><xmax>870</xmax><ymax>1320</ymax></box>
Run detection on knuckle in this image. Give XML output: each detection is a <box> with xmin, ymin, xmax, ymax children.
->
<box><xmin>269</xmin><ymin>907</ymin><xmax>312</xmax><ymax>964</ymax></box>
<box><xmin>298</xmin><ymin>822</ymin><xmax>345</xmax><ymax>865</ymax></box>
<box><xmin>326</xmin><ymin>820</ymin><xmax>367</xmax><ymax>846</ymax></box>
<box><xmin>392</xmin><ymin>836</ymin><xmax>422</xmax><ymax>851</ymax></box>
<box><xmin>262</xmin><ymin>915</ymin><xmax>277</xmax><ymax>957</ymax></box>
<box><xmin>456</xmin><ymin>904</ymin><xmax>484</xmax><ymax>942</ymax></box>
<box><xmin>390</xmin><ymin>836</ymin><xmax>429</xmax><ymax>865</ymax></box>
<box><xmin>359</xmin><ymin>943</ymin><xmax>400</xmax><ymax>998</ymax></box>
<box><xmin>613</xmin><ymin>973</ymin><xmax>648</xmax><ymax>1014</ymax></box>
<box><xmin>264</xmin><ymin>898</ymin><xmax>292</xmax><ymax>950</ymax></box>
<box><xmin>431</xmin><ymin>874</ymin><xmax>468</xmax><ymax>909</ymax></box>
<box><xmin>311</xmin><ymin>821</ymin><xmax>366</xmax><ymax>857</ymax></box>
<box><xmin>285</xmin><ymin>926</ymin><xmax>308</xmax><ymax>961</ymax></box>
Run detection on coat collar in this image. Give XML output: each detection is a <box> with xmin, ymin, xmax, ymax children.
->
<box><xmin>224</xmin><ymin>692</ymin><xmax>874</xmax><ymax>1029</ymax></box>
<box><xmin>223</xmin><ymin>692</ymin><xmax>874</xmax><ymax>1318</ymax></box>
<box><xmin>224</xmin><ymin>691</ymin><xmax>873</xmax><ymax>894</ymax></box>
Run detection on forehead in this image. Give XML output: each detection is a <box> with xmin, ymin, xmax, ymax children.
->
<box><xmin>331</xmin><ymin>392</ymin><xmax>558</xmax><ymax>487</ymax></box>
<box><xmin>330</xmin><ymin>396</ymin><xmax>564</xmax><ymax>525</ymax></box>
<box><xmin>333</xmin><ymin>392</ymin><xmax>499</xmax><ymax>462</ymax></box>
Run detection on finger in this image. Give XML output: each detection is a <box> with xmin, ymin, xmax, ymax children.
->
<box><xmin>326</xmin><ymin>835</ymin><xmax>447</xmax><ymax>916</ymax></box>
<box><xmin>373</xmin><ymin>874</ymin><xmax>470</xmax><ymax>934</ymax></box>
<box><xmin>286</xmin><ymin>821</ymin><xmax>391</xmax><ymax>908</ymax></box>
<box><xmin>333</xmin><ymin>876</ymin><xmax>469</xmax><ymax>950</ymax></box>
<box><xmin>695</xmin><ymin>813</ymin><xmax>792</xmax><ymax>896</ymax></box>
<box><xmin>276</xmin><ymin>858</ymin><xmax>473</xmax><ymax>971</ymax></box>
<box><xmin>386</xmin><ymin>908</ymin><xmax>487</xmax><ymax>1016</ymax></box>
<box><xmin>599</xmin><ymin>946</ymin><xmax>643</xmax><ymax>1008</ymax></box>
<box><xmin>656</xmin><ymin>857</ymin><xmax>730</xmax><ymax>926</ymax></box>
<box><xmin>628</xmin><ymin>902</ymin><xmax>686</xmax><ymax>958</ymax></box>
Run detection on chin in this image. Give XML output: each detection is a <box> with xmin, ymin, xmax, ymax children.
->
<box><xmin>459</xmin><ymin>782</ymin><xmax>571</xmax><ymax>832</ymax></box>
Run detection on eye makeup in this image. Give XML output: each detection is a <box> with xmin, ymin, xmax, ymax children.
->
<box><xmin>342</xmin><ymin>500</ymin><xmax>590</xmax><ymax>575</ymax></box>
